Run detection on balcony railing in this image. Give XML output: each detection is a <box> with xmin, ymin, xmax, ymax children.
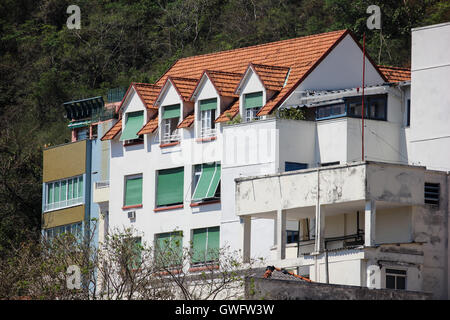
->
<box><xmin>107</xmin><ymin>87</ymin><xmax>127</xmax><ymax>103</ymax></box>
<box><xmin>95</xmin><ymin>180</ymin><xmax>110</xmax><ymax>189</ymax></box>
<box><xmin>44</xmin><ymin>197</ymin><xmax>83</xmax><ymax>212</ymax></box>
<box><xmin>161</xmin><ymin>131</ymin><xmax>181</xmax><ymax>144</ymax></box>
<box><xmin>200</xmin><ymin>128</ymin><xmax>216</xmax><ymax>139</ymax></box>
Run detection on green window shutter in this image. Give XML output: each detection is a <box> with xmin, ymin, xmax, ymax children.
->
<box><xmin>54</xmin><ymin>182</ymin><xmax>60</xmax><ymax>203</ymax></box>
<box><xmin>120</xmin><ymin>111</ymin><xmax>144</xmax><ymax>141</ymax></box>
<box><xmin>156</xmin><ymin>167</ymin><xmax>184</xmax><ymax>207</ymax></box>
<box><xmin>156</xmin><ymin>233</ymin><xmax>170</xmax><ymax>252</ymax></box>
<box><xmin>125</xmin><ymin>176</ymin><xmax>143</xmax><ymax>206</ymax></box>
<box><xmin>162</xmin><ymin>104</ymin><xmax>181</xmax><ymax>119</ymax></box>
<box><xmin>171</xmin><ymin>232</ymin><xmax>183</xmax><ymax>257</ymax></box>
<box><xmin>156</xmin><ymin>232</ymin><xmax>182</xmax><ymax>266</ymax></box>
<box><xmin>192</xmin><ymin>228</ymin><xmax>207</xmax><ymax>263</ymax></box>
<box><xmin>206</xmin><ymin>164</ymin><xmax>221</xmax><ymax>198</ymax></box>
<box><xmin>67</xmin><ymin>179</ymin><xmax>73</xmax><ymax>200</ymax></box>
<box><xmin>200</xmin><ymin>98</ymin><xmax>217</xmax><ymax>111</ymax></box>
<box><xmin>192</xmin><ymin>164</ymin><xmax>216</xmax><ymax>200</ymax></box>
<box><xmin>60</xmin><ymin>180</ymin><xmax>67</xmax><ymax>201</ymax></box>
<box><xmin>78</xmin><ymin>176</ymin><xmax>83</xmax><ymax>199</ymax></box>
<box><xmin>244</xmin><ymin>92</ymin><xmax>263</xmax><ymax>109</ymax></box>
<box><xmin>206</xmin><ymin>227</ymin><xmax>220</xmax><ymax>261</ymax></box>
<box><xmin>47</xmin><ymin>183</ymin><xmax>54</xmax><ymax>204</ymax></box>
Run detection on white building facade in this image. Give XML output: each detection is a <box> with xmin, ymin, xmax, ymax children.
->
<box><xmin>98</xmin><ymin>26</ymin><xmax>449</xmax><ymax>298</ymax></box>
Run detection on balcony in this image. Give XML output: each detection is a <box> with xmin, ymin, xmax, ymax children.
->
<box><xmin>44</xmin><ymin>197</ymin><xmax>83</xmax><ymax>212</ymax></box>
<box><xmin>200</xmin><ymin>128</ymin><xmax>216</xmax><ymax>139</ymax></box>
<box><xmin>93</xmin><ymin>180</ymin><xmax>110</xmax><ymax>203</ymax></box>
<box><xmin>161</xmin><ymin>130</ymin><xmax>181</xmax><ymax>145</ymax></box>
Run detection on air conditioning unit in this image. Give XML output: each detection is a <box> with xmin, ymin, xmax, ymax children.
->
<box><xmin>127</xmin><ymin>211</ymin><xmax>136</xmax><ymax>220</ymax></box>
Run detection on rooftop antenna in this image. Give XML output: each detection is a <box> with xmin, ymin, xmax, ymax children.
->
<box><xmin>362</xmin><ymin>32</ymin><xmax>366</xmax><ymax>162</ymax></box>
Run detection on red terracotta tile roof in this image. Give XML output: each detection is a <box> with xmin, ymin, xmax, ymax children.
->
<box><xmin>250</xmin><ymin>63</ymin><xmax>290</xmax><ymax>91</ymax></box>
<box><xmin>177</xmin><ymin>112</ymin><xmax>194</xmax><ymax>128</ymax></box>
<box><xmin>101</xmin><ymin>119</ymin><xmax>122</xmax><ymax>141</ymax></box>
<box><xmin>138</xmin><ymin>116</ymin><xmax>158</xmax><ymax>135</ymax></box>
<box><xmin>133</xmin><ymin>83</ymin><xmax>161</xmax><ymax>109</ymax></box>
<box><xmin>216</xmin><ymin>99</ymin><xmax>239</xmax><ymax>123</ymax></box>
<box><xmin>204</xmin><ymin>70</ymin><xmax>243</xmax><ymax>98</ymax></box>
<box><xmin>155</xmin><ymin>29</ymin><xmax>351</xmax><ymax>116</ymax></box>
<box><xmin>378</xmin><ymin>65</ymin><xmax>411</xmax><ymax>83</ymax></box>
<box><xmin>168</xmin><ymin>77</ymin><xmax>198</xmax><ymax>101</ymax></box>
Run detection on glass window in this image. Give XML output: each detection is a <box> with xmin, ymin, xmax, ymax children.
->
<box><xmin>44</xmin><ymin>176</ymin><xmax>84</xmax><ymax>212</ymax></box>
<box><xmin>246</xmin><ymin>107</ymin><xmax>260</xmax><ymax>122</ymax></box>
<box><xmin>244</xmin><ymin>92</ymin><xmax>263</xmax><ymax>122</ymax></box>
<box><xmin>347</xmin><ymin>95</ymin><xmax>387</xmax><ymax>121</ymax></box>
<box><xmin>286</xmin><ymin>230</ymin><xmax>299</xmax><ymax>244</ymax></box>
<box><xmin>385</xmin><ymin>268</ymin><xmax>407</xmax><ymax>290</ymax></box>
<box><xmin>316</xmin><ymin>103</ymin><xmax>346</xmax><ymax>120</ymax></box>
<box><xmin>200</xmin><ymin>109</ymin><xmax>216</xmax><ymax>136</ymax></box>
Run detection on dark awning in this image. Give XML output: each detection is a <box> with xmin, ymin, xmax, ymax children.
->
<box><xmin>63</xmin><ymin>96</ymin><xmax>104</xmax><ymax>121</ymax></box>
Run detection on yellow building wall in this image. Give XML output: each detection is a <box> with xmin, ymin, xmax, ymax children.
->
<box><xmin>43</xmin><ymin>140</ymin><xmax>86</xmax><ymax>182</ymax></box>
<box><xmin>42</xmin><ymin>205</ymin><xmax>85</xmax><ymax>229</ymax></box>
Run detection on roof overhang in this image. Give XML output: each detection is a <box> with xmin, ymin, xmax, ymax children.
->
<box><xmin>63</xmin><ymin>96</ymin><xmax>104</xmax><ymax>120</ymax></box>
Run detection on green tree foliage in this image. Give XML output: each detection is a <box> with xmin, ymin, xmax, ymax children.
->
<box><xmin>0</xmin><ymin>0</ymin><xmax>448</xmax><ymax>254</ymax></box>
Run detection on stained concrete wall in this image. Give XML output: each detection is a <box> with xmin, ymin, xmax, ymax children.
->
<box><xmin>245</xmin><ymin>277</ymin><xmax>432</xmax><ymax>300</ymax></box>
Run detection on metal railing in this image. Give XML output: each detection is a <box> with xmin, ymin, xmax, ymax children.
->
<box><xmin>200</xmin><ymin>128</ymin><xmax>217</xmax><ymax>139</ymax></box>
<box><xmin>107</xmin><ymin>87</ymin><xmax>127</xmax><ymax>103</ymax></box>
<box><xmin>95</xmin><ymin>180</ymin><xmax>110</xmax><ymax>189</ymax></box>
<box><xmin>161</xmin><ymin>131</ymin><xmax>181</xmax><ymax>144</ymax></box>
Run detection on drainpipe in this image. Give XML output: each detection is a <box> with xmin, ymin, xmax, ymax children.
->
<box><xmin>325</xmin><ymin>247</ymin><xmax>329</xmax><ymax>284</ymax></box>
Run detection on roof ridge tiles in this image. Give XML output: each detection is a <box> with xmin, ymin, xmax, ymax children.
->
<box><xmin>169</xmin><ymin>76</ymin><xmax>198</xmax><ymax>82</ymax></box>
<box><xmin>251</xmin><ymin>63</ymin><xmax>291</xmax><ymax>70</ymax></box>
<box><xmin>174</xmin><ymin>29</ymin><xmax>347</xmax><ymax>63</ymax></box>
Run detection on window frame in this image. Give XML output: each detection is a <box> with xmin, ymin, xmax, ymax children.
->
<box><xmin>191</xmin><ymin>163</ymin><xmax>221</xmax><ymax>203</ymax></box>
<box><xmin>121</xmin><ymin>111</ymin><xmax>145</xmax><ymax>145</ymax></box>
<box><xmin>385</xmin><ymin>268</ymin><xmax>407</xmax><ymax>290</ymax></box>
<box><xmin>346</xmin><ymin>94</ymin><xmax>387</xmax><ymax>121</ymax></box>
<box><xmin>44</xmin><ymin>175</ymin><xmax>84</xmax><ymax>212</ymax></box>
<box><xmin>155</xmin><ymin>231</ymin><xmax>184</xmax><ymax>268</ymax></box>
<box><xmin>191</xmin><ymin>226</ymin><xmax>220</xmax><ymax>265</ymax></box>
<box><xmin>123</xmin><ymin>174</ymin><xmax>143</xmax><ymax>208</ymax></box>
<box><xmin>156</xmin><ymin>167</ymin><xmax>185</xmax><ymax>208</ymax></box>
<box><xmin>200</xmin><ymin>109</ymin><xmax>216</xmax><ymax>138</ymax></box>
<box><xmin>243</xmin><ymin>91</ymin><xmax>263</xmax><ymax>122</ymax></box>
<box><xmin>45</xmin><ymin>222</ymin><xmax>83</xmax><ymax>241</ymax></box>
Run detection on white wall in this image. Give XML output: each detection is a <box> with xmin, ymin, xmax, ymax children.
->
<box><xmin>291</xmin><ymin>34</ymin><xmax>384</xmax><ymax>95</ymax></box>
<box><xmin>409</xmin><ymin>22</ymin><xmax>450</xmax><ymax>171</ymax></box>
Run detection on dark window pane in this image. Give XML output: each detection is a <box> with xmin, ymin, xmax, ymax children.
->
<box><xmin>386</xmin><ymin>275</ymin><xmax>396</xmax><ymax>289</ymax></box>
<box><xmin>386</xmin><ymin>269</ymin><xmax>407</xmax><ymax>275</ymax></box>
<box><xmin>396</xmin><ymin>276</ymin><xmax>406</xmax><ymax>290</ymax></box>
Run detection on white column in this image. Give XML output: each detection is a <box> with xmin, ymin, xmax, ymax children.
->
<box><xmin>241</xmin><ymin>216</ymin><xmax>251</xmax><ymax>263</ymax></box>
<box><xmin>365</xmin><ymin>200</ymin><xmax>376</xmax><ymax>247</ymax></box>
<box><xmin>314</xmin><ymin>205</ymin><xmax>325</xmax><ymax>252</ymax></box>
<box><xmin>276</xmin><ymin>209</ymin><xmax>287</xmax><ymax>260</ymax></box>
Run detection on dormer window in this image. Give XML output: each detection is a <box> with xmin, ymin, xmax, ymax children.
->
<box><xmin>120</xmin><ymin>111</ymin><xmax>144</xmax><ymax>144</ymax></box>
<box><xmin>162</xmin><ymin>104</ymin><xmax>181</xmax><ymax>144</ymax></box>
<box><xmin>199</xmin><ymin>98</ymin><xmax>217</xmax><ymax>138</ymax></box>
<box><xmin>244</xmin><ymin>92</ymin><xmax>263</xmax><ymax>122</ymax></box>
